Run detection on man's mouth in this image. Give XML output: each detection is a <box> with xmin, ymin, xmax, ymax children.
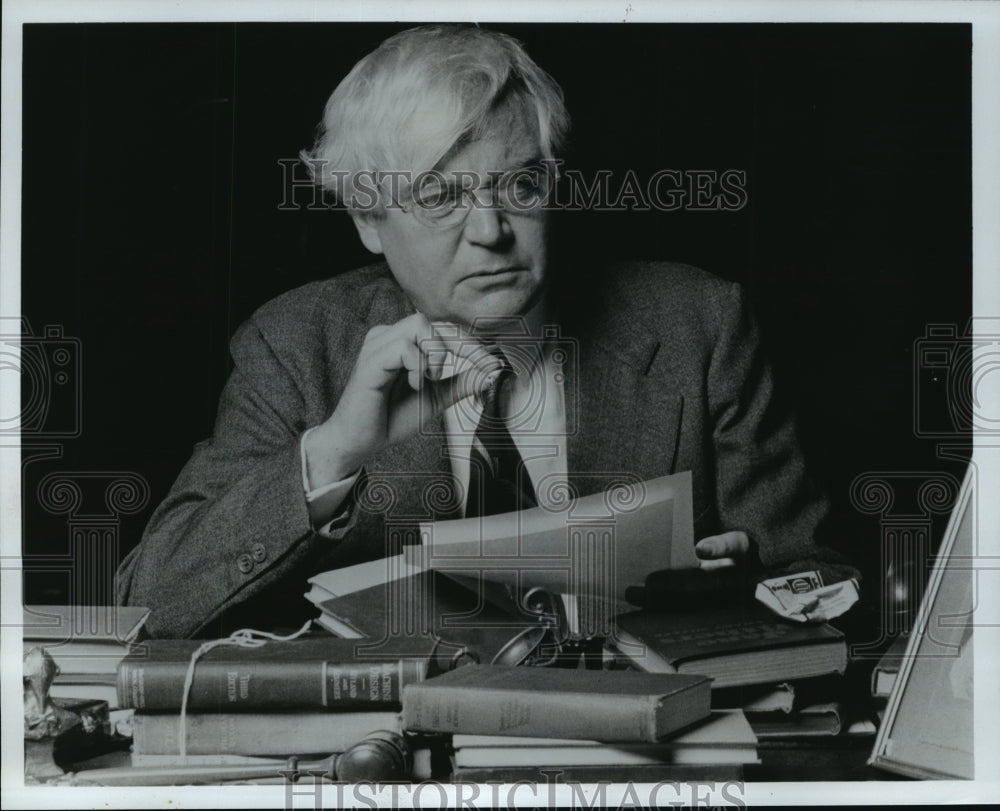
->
<box><xmin>466</xmin><ymin>266</ymin><xmax>523</xmax><ymax>279</ymax></box>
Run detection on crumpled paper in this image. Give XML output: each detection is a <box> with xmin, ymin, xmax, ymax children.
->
<box><xmin>755</xmin><ymin>570</ymin><xmax>860</xmax><ymax>622</ymax></box>
<box><xmin>24</xmin><ymin>646</ymin><xmax>75</xmax><ymax>740</ymax></box>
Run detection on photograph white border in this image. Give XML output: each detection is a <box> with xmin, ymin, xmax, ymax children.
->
<box><xmin>3</xmin><ymin>1</ymin><xmax>998</xmax><ymax>807</ymax></box>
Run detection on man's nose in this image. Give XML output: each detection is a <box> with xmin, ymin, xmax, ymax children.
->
<box><xmin>461</xmin><ymin>198</ymin><xmax>511</xmax><ymax>248</ymax></box>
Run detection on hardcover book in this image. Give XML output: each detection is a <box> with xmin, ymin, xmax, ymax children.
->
<box><xmin>745</xmin><ymin>701</ymin><xmax>844</xmax><ymax>738</ymax></box>
<box><xmin>711</xmin><ymin>682</ymin><xmax>795</xmax><ymax>713</ymax></box>
<box><xmin>612</xmin><ymin>604</ymin><xmax>847</xmax><ymax>688</ymax></box>
<box><xmin>131</xmin><ymin>710</ymin><xmax>402</xmax><ymax>756</ymax></box>
<box><xmin>450</xmin><ymin>763</ymin><xmax>746</xmax><ymax>783</ymax></box>
<box><xmin>402</xmin><ymin>664</ymin><xmax>711</xmax><ymax>742</ymax></box>
<box><xmin>306</xmin><ymin>554</ymin><xmax>423</xmax><ymax>605</ymax></box>
<box><xmin>22</xmin><ymin>604</ymin><xmax>150</xmax><ymax>676</ymax></box>
<box><xmin>450</xmin><ymin>709</ymin><xmax>758</xmax><ymax>766</ymax></box>
<box><xmin>117</xmin><ymin>634</ymin><xmax>433</xmax><ymax>711</ymax></box>
<box><xmin>49</xmin><ymin>673</ymin><xmax>120</xmax><ymax>708</ymax></box>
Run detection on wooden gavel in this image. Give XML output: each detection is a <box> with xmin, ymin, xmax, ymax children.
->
<box><xmin>63</xmin><ymin>730</ymin><xmax>413</xmax><ymax>786</ymax></box>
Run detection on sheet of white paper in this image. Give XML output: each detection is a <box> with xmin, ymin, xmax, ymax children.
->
<box><xmin>408</xmin><ymin>471</ymin><xmax>696</xmax><ymax>601</ymax></box>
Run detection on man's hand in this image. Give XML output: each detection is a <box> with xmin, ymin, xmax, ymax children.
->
<box><xmin>695</xmin><ymin>530</ymin><xmax>750</xmax><ymax>570</ymax></box>
<box><xmin>304</xmin><ymin>313</ymin><xmax>500</xmax><ymax>489</ymax></box>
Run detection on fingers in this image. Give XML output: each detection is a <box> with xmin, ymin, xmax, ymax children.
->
<box><xmin>695</xmin><ymin>531</ymin><xmax>750</xmax><ymax>560</ymax></box>
<box><xmin>699</xmin><ymin>556</ymin><xmax>737</xmax><ymax>571</ymax></box>
<box><xmin>424</xmin><ymin>364</ymin><xmax>499</xmax><ymax>415</ymax></box>
<box><xmin>696</xmin><ymin>530</ymin><xmax>746</xmax><ymax>570</ymax></box>
<box><xmin>361</xmin><ymin>314</ymin><xmax>502</xmax><ymax>394</ymax></box>
<box><xmin>420</xmin><ymin>322</ymin><xmax>505</xmax><ymax>395</ymax></box>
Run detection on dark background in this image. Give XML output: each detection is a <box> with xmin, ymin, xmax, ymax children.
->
<box><xmin>19</xmin><ymin>23</ymin><xmax>971</xmax><ymax>623</ymax></box>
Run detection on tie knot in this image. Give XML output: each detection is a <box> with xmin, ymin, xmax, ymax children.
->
<box><xmin>478</xmin><ymin>346</ymin><xmax>514</xmax><ymax>419</ymax></box>
<box><xmin>485</xmin><ymin>344</ymin><xmax>513</xmax><ymax>372</ymax></box>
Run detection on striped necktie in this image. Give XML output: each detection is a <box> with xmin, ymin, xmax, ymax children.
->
<box><xmin>465</xmin><ymin>349</ymin><xmax>538</xmax><ymax>518</ymax></box>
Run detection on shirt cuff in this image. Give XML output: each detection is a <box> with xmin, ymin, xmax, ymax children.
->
<box><xmin>300</xmin><ymin>427</ymin><xmax>361</xmax><ymax>535</ymax></box>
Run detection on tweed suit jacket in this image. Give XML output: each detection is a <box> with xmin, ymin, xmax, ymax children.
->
<box><xmin>118</xmin><ymin>260</ymin><xmax>848</xmax><ymax>638</ymax></box>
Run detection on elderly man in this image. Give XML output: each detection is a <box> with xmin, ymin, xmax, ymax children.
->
<box><xmin>117</xmin><ymin>25</ymin><xmax>853</xmax><ymax>638</ymax></box>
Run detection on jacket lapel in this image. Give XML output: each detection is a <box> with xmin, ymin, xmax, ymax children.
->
<box><xmin>562</xmin><ymin>292</ymin><xmax>684</xmax><ymax>498</ymax></box>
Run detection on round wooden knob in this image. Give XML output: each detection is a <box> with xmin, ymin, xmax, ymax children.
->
<box><xmin>336</xmin><ymin>730</ymin><xmax>412</xmax><ymax>781</ymax></box>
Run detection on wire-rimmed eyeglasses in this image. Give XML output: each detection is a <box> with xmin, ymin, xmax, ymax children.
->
<box><xmin>396</xmin><ymin>162</ymin><xmax>556</xmax><ymax>230</ymax></box>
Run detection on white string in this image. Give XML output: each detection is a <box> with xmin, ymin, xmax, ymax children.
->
<box><xmin>177</xmin><ymin>620</ymin><xmax>314</xmax><ymax>757</ymax></box>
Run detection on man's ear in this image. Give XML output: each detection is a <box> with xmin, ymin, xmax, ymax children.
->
<box><xmin>350</xmin><ymin>212</ymin><xmax>384</xmax><ymax>255</ymax></box>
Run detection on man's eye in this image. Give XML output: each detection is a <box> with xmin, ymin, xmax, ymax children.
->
<box><xmin>507</xmin><ymin>171</ymin><xmax>545</xmax><ymax>204</ymax></box>
<box><xmin>514</xmin><ymin>176</ymin><xmax>541</xmax><ymax>193</ymax></box>
<box><xmin>414</xmin><ymin>184</ymin><xmax>460</xmax><ymax>208</ymax></box>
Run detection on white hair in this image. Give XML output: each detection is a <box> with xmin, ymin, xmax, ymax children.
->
<box><xmin>299</xmin><ymin>25</ymin><xmax>571</xmax><ymax>215</ymax></box>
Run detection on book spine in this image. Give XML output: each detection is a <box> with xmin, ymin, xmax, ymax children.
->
<box><xmin>131</xmin><ymin>711</ymin><xmax>402</xmax><ymax>756</ymax></box>
<box><xmin>451</xmin><ymin>764</ymin><xmax>746</xmax><ymax>783</ymax></box>
<box><xmin>402</xmin><ymin>684</ymin><xmax>664</xmax><ymax>742</ymax></box>
<box><xmin>118</xmin><ymin>657</ymin><xmax>426</xmax><ymax>711</ymax></box>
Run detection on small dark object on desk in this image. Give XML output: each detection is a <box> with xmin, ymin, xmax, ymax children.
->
<box><xmin>53</xmin><ymin>721</ymin><xmax>132</xmax><ymax>772</ymax></box>
<box><xmin>490</xmin><ymin>587</ymin><xmax>605</xmax><ymax>670</ymax></box>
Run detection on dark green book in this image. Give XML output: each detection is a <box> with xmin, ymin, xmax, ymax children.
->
<box><xmin>117</xmin><ymin>633</ymin><xmax>434</xmax><ymax>711</ymax></box>
<box><xmin>613</xmin><ymin>604</ymin><xmax>847</xmax><ymax>689</ymax></box>
<box><xmin>402</xmin><ymin>664</ymin><xmax>711</xmax><ymax>742</ymax></box>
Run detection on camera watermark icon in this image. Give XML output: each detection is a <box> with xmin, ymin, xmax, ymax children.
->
<box><xmin>417</xmin><ymin>317</ymin><xmax>579</xmax><ymax>438</ymax></box>
<box><xmin>0</xmin><ymin>317</ymin><xmax>81</xmax><ymax>438</ymax></box>
<box><xmin>913</xmin><ymin>318</ymin><xmax>1000</xmax><ymax>438</ymax></box>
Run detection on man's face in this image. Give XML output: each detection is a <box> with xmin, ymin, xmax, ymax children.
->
<box><xmin>354</xmin><ymin>100</ymin><xmax>549</xmax><ymax>327</ymax></box>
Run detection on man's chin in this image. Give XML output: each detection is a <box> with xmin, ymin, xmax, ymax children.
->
<box><xmin>451</xmin><ymin>286</ymin><xmax>546</xmax><ymax>329</ymax></box>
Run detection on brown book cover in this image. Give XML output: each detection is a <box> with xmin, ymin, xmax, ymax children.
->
<box><xmin>613</xmin><ymin>604</ymin><xmax>846</xmax><ymax>689</ymax></box>
<box><xmin>131</xmin><ymin>710</ymin><xmax>402</xmax><ymax>756</ymax></box>
<box><xmin>402</xmin><ymin>664</ymin><xmax>711</xmax><ymax>742</ymax></box>
<box><xmin>117</xmin><ymin>633</ymin><xmax>433</xmax><ymax>711</ymax></box>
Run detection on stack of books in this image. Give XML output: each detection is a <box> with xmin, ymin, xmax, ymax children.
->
<box><xmin>611</xmin><ymin>603</ymin><xmax>860</xmax><ymax>739</ymax></box>
<box><xmin>305</xmin><ymin>554</ymin><xmax>424</xmax><ymax>633</ymax></box>
<box><xmin>116</xmin><ymin>634</ymin><xmax>436</xmax><ymax>772</ymax></box>
<box><xmin>400</xmin><ymin>663</ymin><xmax>758</xmax><ymax>780</ymax></box>
<box><xmin>23</xmin><ymin>604</ymin><xmax>150</xmax><ymax>709</ymax></box>
<box><xmin>870</xmin><ymin>633</ymin><xmax>909</xmax><ymax>725</ymax></box>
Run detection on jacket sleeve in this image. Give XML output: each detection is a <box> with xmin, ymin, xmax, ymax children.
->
<box><xmin>115</xmin><ymin>317</ymin><xmax>359</xmax><ymax>638</ymax></box>
<box><xmin>706</xmin><ymin>282</ymin><xmax>859</xmax><ymax>585</ymax></box>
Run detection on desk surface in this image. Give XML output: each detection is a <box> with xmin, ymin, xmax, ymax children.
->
<box><xmin>27</xmin><ymin>731</ymin><xmax>905</xmax><ymax>785</ymax></box>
